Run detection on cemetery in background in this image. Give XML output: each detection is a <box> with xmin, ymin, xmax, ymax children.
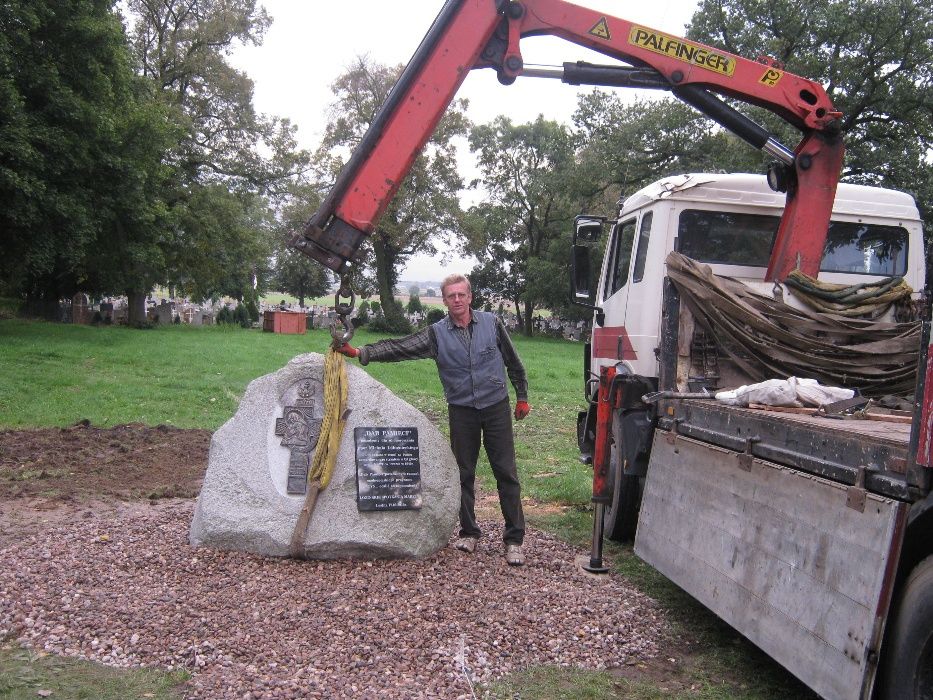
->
<box><xmin>55</xmin><ymin>289</ymin><xmax>591</xmax><ymax>342</ymax></box>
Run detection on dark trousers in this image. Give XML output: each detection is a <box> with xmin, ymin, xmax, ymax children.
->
<box><xmin>448</xmin><ymin>399</ymin><xmax>525</xmax><ymax>545</ymax></box>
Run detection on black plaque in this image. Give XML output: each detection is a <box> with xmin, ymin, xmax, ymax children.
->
<box><xmin>354</xmin><ymin>427</ymin><xmax>422</xmax><ymax>511</ymax></box>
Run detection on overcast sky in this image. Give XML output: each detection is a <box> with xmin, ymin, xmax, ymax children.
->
<box><xmin>229</xmin><ymin>0</ymin><xmax>699</xmax><ymax>281</ymax></box>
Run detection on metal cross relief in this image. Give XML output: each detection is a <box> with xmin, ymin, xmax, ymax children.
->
<box><xmin>274</xmin><ymin>379</ymin><xmax>323</xmax><ymax>495</ymax></box>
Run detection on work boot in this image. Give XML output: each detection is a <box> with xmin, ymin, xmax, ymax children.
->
<box><xmin>504</xmin><ymin>543</ymin><xmax>524</xmax><ymax>566</ymax></box>
<box><xmin>454</xmin><ymin>536</ymin><xmax>477</xmax><ymax>553</ymax></box>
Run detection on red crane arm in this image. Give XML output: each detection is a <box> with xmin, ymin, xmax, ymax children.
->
<box><xmin>294</xmin><ymin>0</ymin><xmax>844</xmax><ymax>281</ymax></box>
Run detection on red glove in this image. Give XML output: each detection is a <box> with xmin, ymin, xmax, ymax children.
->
<box><xmin>514</xmin><ymin>401</ymin><xmax>530</xmax><ymax>420</ymax></box>
<box><xmin>335</xmin><ymin>342</ymin><xmax>359</xmax><ymax>358</ymax></box>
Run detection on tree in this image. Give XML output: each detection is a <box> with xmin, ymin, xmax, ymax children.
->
<box><xmin>167</xmin><ymin>185</ymin><xmax>277</xmax><ymax>303</ymax></box>
<box><xmin>406</xmin><ymin>294</ymin><xmax>423</xmax><ymax>315</ymax></box>
<box><xmin>123</xmin><ymin>0</ymin><xmax>310</xmax><ymax>321</ymax></box>
<box><xmin>126</xmin><ymin>0</ymin><xmax>305</xmax><ymax>193</ymax></box>
<box><xmin>572</xmin><ymin>93</ymin><xmax>759</xmax><ymax>205</ymax></box>
<box><xmin>270</xmin><ymin>240</ymin><xmax>332</xmax><ymax>308</ymax></box>
<box><xmin>315</xmin><ymin>56</ymin><xmax>469</xmax><ymax>333</ymax></box>
<box><xmin>270</xmin><ymin>182</ymin><xmax>333</xmax><ymax>307</ymax></box>
<box><xmin>0</xmin><ymin>0</ymin><xmax>177</xmax><ymax>317</ymax></box>
<box><xmin>686</xmin><ymin>0</ymin><xmax>933</xmax><ymax>241</ymax></box>
<box><xmin>467</xmin><ymin>116</ymin><xmax>579</xmax><ymax>335</ymax></box>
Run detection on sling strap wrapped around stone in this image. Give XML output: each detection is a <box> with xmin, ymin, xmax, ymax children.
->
<box><xmin>665</xmin><ymin>251</ymin><xmax>921</xmax><ymax>397</ymax></box>
<box><xmin>289</xmin><ymin>349</ymin><xmax>349</xmax><ymax>557</ymax></box>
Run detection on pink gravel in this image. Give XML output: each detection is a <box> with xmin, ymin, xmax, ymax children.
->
<box><xmin>0</xmin><ymin>499</ymin><xmax>668</xmax><ymax>698</ymax></box>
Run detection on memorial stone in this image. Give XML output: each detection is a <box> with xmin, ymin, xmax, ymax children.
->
<box><xmin>153</xmin><ymin>300</ymin><xmax>174</xmax><ymax>325</ymax></box>
<box><xmin>189</xmin><ymin>353</ymin><xmax>459</xmax><ymax>559</ymax></box>
<box><xmin>72</xmin><ymin>293</ymin><xmax>91</xmax><ymax>324</ymax></box>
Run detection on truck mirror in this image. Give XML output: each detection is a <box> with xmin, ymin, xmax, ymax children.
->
<box><xmin>571</xmin><ymin>244</ymin><xmax>593</xmax><ymax>300</ymax></box>
<box><xmin>574</xmin><ymin>215</ymin><xmax>604</xmax><ymax>243</ymax></box>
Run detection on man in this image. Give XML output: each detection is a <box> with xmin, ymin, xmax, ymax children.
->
<box><xmin>336</xmin><ymin>273</ymin><xmax>530</xmax><ymax>566</ymax></box>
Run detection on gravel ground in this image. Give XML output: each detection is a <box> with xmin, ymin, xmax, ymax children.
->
<box><xmin>0</xmin><ymin>499</ymin><xmax>669</xmax><ymax>699</ymax></box>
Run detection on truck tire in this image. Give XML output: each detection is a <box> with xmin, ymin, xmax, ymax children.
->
<box><xmin>879</xmin><ymin>555</ymin><xmax>933</xmax><ymax>699</ymax></box>
<box><xmin>603</xmin><ymin>417</ymin><xmax>642</xmax><ymax>542</ymax></box>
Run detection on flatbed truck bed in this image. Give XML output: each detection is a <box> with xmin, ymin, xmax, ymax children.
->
<box><xmin>656</xmin><ymin>399</ymin><xmax>919</xmax><ymax>503</ymax></box>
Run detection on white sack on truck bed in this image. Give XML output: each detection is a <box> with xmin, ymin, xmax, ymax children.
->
<box><xmin>715</xmin><ymin>377</ymin><xmax>855</xmax><ymax>408</ymax></box>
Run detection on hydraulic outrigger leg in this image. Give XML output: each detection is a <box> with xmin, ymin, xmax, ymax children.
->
<box><xmin>583</xmin><ymin>365</ymin><xmax>619</xmax><ymax>574</ymax></box>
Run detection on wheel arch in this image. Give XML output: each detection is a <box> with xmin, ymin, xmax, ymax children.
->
<box><xmin>898</xmin><ymin>491</ymin><xmax>933</xmax><ymax>589</ymax></box>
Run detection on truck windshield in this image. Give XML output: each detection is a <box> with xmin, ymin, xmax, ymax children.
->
<box><xmin>677</xmin><ymin>210</ymin><xmax>908</xmax><ymax>276</ymax></box>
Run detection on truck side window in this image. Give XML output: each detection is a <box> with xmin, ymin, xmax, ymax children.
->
<box><xmin>632</xmin><ymin>212</ymin><xmax>653</xmax><ymax>283</ymax></box>
<box><xmin>820</xmin><ymin>222</ymin><xmax>908</xmax><ymax>275</ymax></box>
<box><xmin>678</xmin><ymin>210</ymin><xmax>777</xmax><ymax>266</ymax></box>
<box><xmin>678</xmin><ymin>210</ymin><xmax>909</xmax><ymax>276</ymax></box>
<box><xmin>603</xmin><ymin>219</ymin><xmax>637</xmax><ymax>299</ymax></box>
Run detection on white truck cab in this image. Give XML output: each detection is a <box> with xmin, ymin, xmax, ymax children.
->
<box><xmin>586</xmin><ymin>173</ymin><xmax>926</xmax><ymax>384</ymax></box>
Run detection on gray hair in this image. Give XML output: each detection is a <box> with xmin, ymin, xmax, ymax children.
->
<box><xmin>440</xmin><ymin>273</ymin><xmax>471</xmax><ymax>296</ymax></box>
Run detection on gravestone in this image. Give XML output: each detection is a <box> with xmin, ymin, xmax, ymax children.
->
<box><xmin>72</xmin><ymin>293</ymin><xmax>91</xmax><ymax>325</ymax></box>
<box><xmin>189</xmin><ymin>353</ymin><xmax>459</xmax><ymax>559</ymax></box>
<box><xmin>100</xmin><ymin>302</ymin><xmax>114</xmax><ymax>318</ymax></box>
<box><xmin>153</xmin><ymin>300</ymin><xmax>174</xmax><ymax>325</ymax></box>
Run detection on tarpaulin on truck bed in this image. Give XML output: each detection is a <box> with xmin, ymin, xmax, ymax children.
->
<box><xmin>665</xmin><ymin>251</ymin><xmax>921</xmax><ymax>396</ymax></box>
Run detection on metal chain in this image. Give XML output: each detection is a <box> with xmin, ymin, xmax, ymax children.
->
<box><xmin>329</xmin><ymin>273</ymin><xmax>356</xmax><ymax>348</ymax></box>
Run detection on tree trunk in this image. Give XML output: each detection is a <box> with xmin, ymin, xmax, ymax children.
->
<box><xmin>522</xmin><ymin>300</ymin><xmax>534</xmax><ymax>337</ymax></box>
<box><xmin>511</xmin><ymin>295</ymin><xmax>523</xmax><ymax>333</ymax></box>
<box><xmin>373</xmin><ymin>236</ymin><xmax>411</xmax><ymax>333</ymax></box>
<box><xmin>127</xmin><ymin>292</ymin><xmax>148</xmax><ymax>326</ymax></box>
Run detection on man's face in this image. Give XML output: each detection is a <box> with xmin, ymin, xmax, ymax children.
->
<box><xmin>442</xmin><ymin>281</ymin><xmax>472</xmax><ymax>318</ymax></box>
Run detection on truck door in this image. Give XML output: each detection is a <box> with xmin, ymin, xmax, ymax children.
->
<box><xmin>620</xmin><ymin>211</ymin><xmax>655</xmax><ymax>377</ymax></box>
<box><xmin>592</xmin><ymin>213</ymin><xmax>650</xmax><ymax>377</ymax></box>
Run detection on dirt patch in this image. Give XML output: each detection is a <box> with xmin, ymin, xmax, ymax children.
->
<box><xmin>476</xmin><ymin>491</ymin><xmax>569</xmax><ymax>519</ymax></box>
<box><xmin>0</xmin><ymin>423</ymin><xmax>209</xmax><ymax>549</ymax></box>
<box><xmin>0</xmin><ymin>422</ymin><xmax>209</xmax><ymax>502</ymax></box>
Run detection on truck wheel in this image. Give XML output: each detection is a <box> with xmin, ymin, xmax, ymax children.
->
<box><xmin>603</xmin><ymin>417</ymin><xmax>642</xmax><ymax>542</ymax></box>
<box><xmin>880</xmin><ymin>555</ymin><xmax>933</xmax><ymax>699</ymax></box>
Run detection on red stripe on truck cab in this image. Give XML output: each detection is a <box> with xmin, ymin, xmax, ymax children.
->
<box><xmin>591</xmin><ymin>326</ymin><xmax>638</xmax><ymax>361</ymax></box>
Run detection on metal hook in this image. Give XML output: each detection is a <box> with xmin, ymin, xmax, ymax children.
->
<box><xmin>330</xmin><ymin>315</ymin><xmax>354</xmax><ymax>348</ymax></box>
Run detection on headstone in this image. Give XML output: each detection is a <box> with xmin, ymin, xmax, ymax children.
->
<box><xmin>72</xmin><ymin>293</ymin><xmax>91</xmax><ymax>324</ymax></box>
<box><xmin>153</xmin><ymin>300</ymin><xmax>173</xmax><ymax>325</ymax></box>
<box><xmin>99</xmin><ymin>302</ymin><xmax>114</xmax><ymax>323</ymax></box>
<box><xmin>189</xmin><ymin>354</ymin><xmax>459</xmax><ymax>559</ymax></box>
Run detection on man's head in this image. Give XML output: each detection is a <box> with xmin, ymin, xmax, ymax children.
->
<box><xmin>441</xmin><ymin>273</ymin><xmax>472</xmax><ymax>325</ymax></box>
<box><xmin>440</xmin><ymin>273</ymin><xmax>471</xmax><ymax>297</ymax></box>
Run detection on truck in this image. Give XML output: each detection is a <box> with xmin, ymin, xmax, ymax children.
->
<box><xmin>289</xmin><ymin>1</ymin><xmax>932</xmax><ymax>697</ymax></box>
<box><xmin>570</xmin><ymin>172</ymin><xmax>929</xmax><ymax>700</ymax></box>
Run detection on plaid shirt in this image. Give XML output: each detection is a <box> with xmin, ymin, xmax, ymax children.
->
<box><xmin>358</xmin><ymin>313</ymin><xmax>528</xmax><ymax>402</ymax></box>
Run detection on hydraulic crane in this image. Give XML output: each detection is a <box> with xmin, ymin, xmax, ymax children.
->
<box><xmin>291</xmin><ymin>0</ymin><xmax>844</xmax><ymax>293</ymax></box>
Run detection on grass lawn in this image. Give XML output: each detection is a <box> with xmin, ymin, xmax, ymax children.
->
<box><xmin>0</xmin><ymin>644</ymin><xmax>188</xmax><ymax>700</ymax></box>
<box><xmin>0</xmin><ymin>318</ymin><xmax>813</xmax><ymax>699</ymax></box>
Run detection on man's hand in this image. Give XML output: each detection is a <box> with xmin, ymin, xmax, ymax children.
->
<box><xmin>514</xmin><ymin>401</ymin><xmax>530</xmax><ymax>420</ymax></box>
<box><xmin>334</xmin><ymin>342</ymin><xmax>359</xmax><ymax>358</ymax></box>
